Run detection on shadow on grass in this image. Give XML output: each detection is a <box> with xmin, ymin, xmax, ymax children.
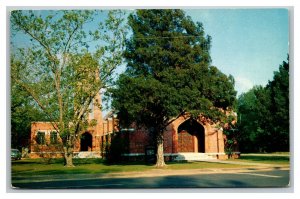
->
<box><xmin>103</xmin><ymin>160</ymin><xmax>155</xmax><ymax>166</ymax></box>
<box><xmin>12</xmin><ymin>158</ymin><xmax>106</xmax><ymax>165</ymax></box>
<box><xmin>73</xmin><ymin>158</ymin><xmax>105</xmax><ymax>165</ymax></box>
<box><xmin>11</xmin><ymin>158</ymin><xmax>66</xmax><ymax>165</ymax></box>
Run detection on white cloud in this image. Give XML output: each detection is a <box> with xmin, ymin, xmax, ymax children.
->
<box><xmin>235</xmin><ymin>76</ymin><xmax>254</xmax><ymax>95</ymax></box>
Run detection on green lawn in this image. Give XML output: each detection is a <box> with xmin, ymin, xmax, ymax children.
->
<box><xmin>11</xmin><ymin>158</ymin><xmax>249</xmax><ymax>176</ymax></box>
<box><xmin>11</xmin><ymin>153</ymin><xmax>290</xmax><ymax>177</ymax></box>
<box><xmin>226</xmin><ymin>153</ymin><xmax>290</xmax><ymax>165</ymax></box>
<box><xmin>11</xmin><ymin>158</ymin><xmax>152</xmax><ymax>176</ymax></box>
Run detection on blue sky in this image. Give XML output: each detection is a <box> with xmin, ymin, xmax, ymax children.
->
<box><xmin>185</xmin><ymin>9</ymin><xmax>289</xmax><ymax>95</ymax></box>
<box><xmin>112</xmin><ymin>9</ymin><xmax>289</xmax><ymax>96</ymax></box>
<box><xmin>11</xmin><ymin>9</ymin><xmax>289</xmax><ymax>97</ymax></box>
<box><xmin>113</xmin><ymin>9</ymin><xmax>289</xmax><ymax>96</ymax></box>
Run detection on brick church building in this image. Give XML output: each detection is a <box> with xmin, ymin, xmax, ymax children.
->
<box><xmin>30</xmin><ymin>92</ymin><xmax>236</xmax><ymax>161</ymax></box>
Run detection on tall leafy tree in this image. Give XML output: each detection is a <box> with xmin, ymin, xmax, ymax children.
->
<box><xmin>237</xmin><ymin>86</ymin><xmax>273</xmax><ymax>152</ymax></box>
<box><xmin>267</xmin><ymin>59</ymin><xmax>289</xmax><ymax>151</ymax></box>
<box><xmin>10</xmin><ymin>10</ymin><xmax>128</xmax><ymax>166</ymax></box>
<box><xmin>110</xmin><ymin>10</ymin><xmax>237</xmax><ymax>167</ymax></box>
<box><xmin>237</xmin><ymin>58</ymin><xmax>289</xmax><ymax>152</ymax></box>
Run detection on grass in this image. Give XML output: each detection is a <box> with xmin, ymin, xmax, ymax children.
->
<box><xmin>226</xmin><ymin>154</ymin><xmax>290</xmax><ymax>165</ymax></box>
<box><xmin>11</xmin><ymin>158</ymin><xmax>248</xmax><ymax>177</ymax></box>
<box><xmin>11</xmin><ymin>153</ymin><xmax>290</xmax><ymax>177</ymax></box>
<box><xmin>11</xmin><ymin>158</ymin><xmax>153</xmax><ymax>176</ymax></box>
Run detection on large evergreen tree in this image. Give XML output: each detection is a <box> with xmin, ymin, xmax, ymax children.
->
<box><xmin>111</xmin><ymin>10</ymin><xmax>237</xmax><ymax>167</ymax></box>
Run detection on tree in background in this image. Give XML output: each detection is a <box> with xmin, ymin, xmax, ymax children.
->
<box><xmin>237</xmin><ymin>58</ymin><xmax>289</xmax><ymax>152</ymax></box>
<box><xmin>267</xmin><ymin>59</ymin><xmax>289</xmax><ymax>151</ymax></box>
<box><xmin>11</xmin><ymin>82</ymin><xmax>48</xmax><ymax>150</ymax></box>
<box><xmin>110</xmin><ymin>10</ymin><xmax>237</xmax><ymax>167</ymax></box>
<box><xmin>10</xmin><ymin>10</ymin><xmax>128</xmax><ymax>166</ymax></box>
<box><xmin>237</xmin><ymin>86</ymin><xmax>273</xmax><ymax>152</ymax></box>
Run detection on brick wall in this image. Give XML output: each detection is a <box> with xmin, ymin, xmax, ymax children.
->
<box><xmin>128</xmin><ymin>127</ymin><xmax>153</xmax><ymax>153</ymax></box>
<box><xmin>123</xmin><ymin>115</ymin><xmax>228</xmax><ymax>158</ymax></box>
<box><xmin>30</xmin><ymin>110</ymin><xmax>230</xmax><ymax>160</ymax></box>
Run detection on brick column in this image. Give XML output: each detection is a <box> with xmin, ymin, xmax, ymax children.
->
<box><xmin>172</xmin><ymin>129</ymin><xmax>178</xmax><ymax>153</ymax></box>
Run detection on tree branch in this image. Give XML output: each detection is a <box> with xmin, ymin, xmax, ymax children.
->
<box><xmin>164</xmin><ymin>109</ymin><xmax>186</xmax><ymax>128</ymax></box>
<box><xmin>61</xmin><ymin>24</ymin><xmax>80</xmax><ymax>72</ymax></box>
<box><xmin>12</xmin><ymin>14</ymin><xmax>58</xmax><ymax>74</ymax></box>
<box><xmin>11</xmin><ymin>74</ymin><xmax>60</xmax><ymax>132</ymax></box>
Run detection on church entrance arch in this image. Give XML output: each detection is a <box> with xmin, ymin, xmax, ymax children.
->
<box><xmin>80</xmin><ymin>132</ymin><xmax>92</xmax><ymax>151</ymax></box>
<box><xmin>177</xmin><ymin>119</ymin><xmax>205</xmax><ymax>153</ymax></box>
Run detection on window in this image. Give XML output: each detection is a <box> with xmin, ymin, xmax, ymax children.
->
<box><xmin>36</xmin><ymin>132</ymin><xmax>45</xmax><ymax>145</ymax></box>
<box><xmin>50</xmin><ymin>131</ymin><xmax>58</xmax><ymax>144</ymax></box>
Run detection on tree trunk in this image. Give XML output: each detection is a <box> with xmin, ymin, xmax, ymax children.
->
<box><xmin>155</xmin><ymin>132</ymin><xmax>166</xmax><ymax>167</ymax></box>
<box><xmin>63</xmin><ymin>144</ymin><xmax>74</xmax><ymax>167</ymax></box>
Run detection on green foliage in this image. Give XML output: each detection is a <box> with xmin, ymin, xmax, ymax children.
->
<box><xmin>237</xmin><ymin>58</ymin><xmax>289</xmax><ymax>152</ymax></box>
<box><xmin>110</xmin><ymin>10</ymin><xmax>237</xmax><ymax>161</ymax></box>
<box><xmin>10</xmin><ymin>10</ymin><xmax>128</xmax><ymax>165</ymax></box>
<box><xmin>11</xmin><ymin>82</ymin><xmax>48</xmax><ymax>149</ymax></box>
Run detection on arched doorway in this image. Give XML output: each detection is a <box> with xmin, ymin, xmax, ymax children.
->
<box><xmin>80</xmin><ymin>132</ymin><xmax>92</xmax><ymax>151</ymax></box>
<box><xmin>177</xmin><ymin>119</ymin><xmax>205</xmax><ymax>153</ymax></box>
